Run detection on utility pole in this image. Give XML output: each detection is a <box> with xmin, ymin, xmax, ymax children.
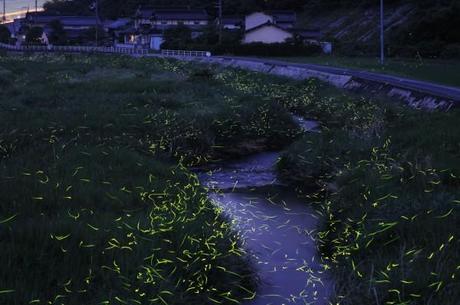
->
<box><xmin>2</xmin><ymin>0</ymin><xmax>6</xmax><ymax>24</ymax></box>
<box><xmin>380</xmin><ymin>0</ymin><xmax>385</xmax><ymax>65</ymax></box>
<box><xmin>217</xmin><ymin>0</ymin><xmax>222</xmax><ymax>44</ymax></box>
<box><xmin>35</xmin><ymin>0</ymin><xmax>38</xmax><ymax>12</ymax></box>
<box><xmin>95</xmin><ymin>0</ymin><xmax>99</xmax><ymax>46</ymax></box>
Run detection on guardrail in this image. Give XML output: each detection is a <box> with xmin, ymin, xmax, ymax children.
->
<box><xmin>0</xmin><ymin>43</ymin><xmax>149</xmax><ymax>55</ymax></box>
<box><xmin>161</xmin><ymin>49</ymin><xmax>211</xmax><ymax>57</ymax></box>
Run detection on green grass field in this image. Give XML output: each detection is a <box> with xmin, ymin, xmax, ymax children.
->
<box><xmin>274</xmin><ymin>79</ymin><xmax>460</xmax><ymax>305</ymax></box>
<box><xmin>1</xmin><ymin>53</ymin><xmax>459</xmax><ymax>305</ymax></box>
<box><xmin>0</xmin><ymin>54</ymin><xmax>304</xmax><ymax>305</ymax></box>
<box><xmin>267</xmin><ymin>56</ymin><xmax>460</xmax><ymax>88</ymax></box>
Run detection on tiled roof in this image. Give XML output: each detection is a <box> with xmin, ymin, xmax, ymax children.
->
<box><xmin>245</xmin><ymin>21</ymin><xmax>291</xmax><ymax>34</ymax></box>
<box><xmin>221</xmin><ymin>16</ymin><xmax>243</xmax><ymax>24</ymax></box>
<box><xmin>270</xmin><ymin>10</ymin><xmax>297</xmax><ymax>23</ymax></box>
<box><xmin>136</xmin><ymin>7</ymin><xmax>209</xmax><ymax>21</ymax></box>
<box><xmin>26</xmin><ymin>13</ymin><xmax>101</xmax><ymax>27</ymax></box>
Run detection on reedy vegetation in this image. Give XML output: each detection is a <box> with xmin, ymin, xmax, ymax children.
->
<box><xmin>0</xmin><ymin>54</ymin><xmax>301</xmax><ymax>305</ymax></box>
<box><xmin>1</xmin><ymin>54</ymin><xmax>459</xmax><ymax>305</ymax></box>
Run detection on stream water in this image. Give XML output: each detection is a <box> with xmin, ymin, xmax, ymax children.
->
<box><xmin>197</xmin><ymin>118</ymin><xmax>331</xmax><ymax>305</ymax></box>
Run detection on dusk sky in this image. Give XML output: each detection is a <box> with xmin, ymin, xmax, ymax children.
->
<box><xmin>4</xmin><ymin>0</ymin><xmax>46</xmax><ymax>13</ymax></box>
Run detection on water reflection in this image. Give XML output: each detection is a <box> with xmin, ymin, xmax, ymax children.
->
<box><xmin>198</xmin><ymin>143</ymin><xmax>331</xmax><ymax>305</ymax></box>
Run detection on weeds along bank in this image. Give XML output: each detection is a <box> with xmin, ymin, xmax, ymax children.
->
<box><xmin>275</xmin><ymin>86</ymin><xmax>460</xmax><ymax>303</ymax></box>
<box><xmin>213</xmin><ymin>66</ymin><xmax>460</xmax><ymax>304</ymax></box>
<box><xmin>0</xmin><ymin>54</ymin><xmax>306</xmax><ymax>305</ymax></box>
<box><xmin>1</xmin><ymin>54</ymin><xmax>459</xmax><ymax>305</ymax></box>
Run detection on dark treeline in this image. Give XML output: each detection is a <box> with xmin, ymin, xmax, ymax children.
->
<box><xmin>43</xmin><ymin>0</ymin><xmax>306</xmax><ymax>18</ymax></box>
<box><xmin>43</xmin><ymin>0</ymin><xmax>458</xmax><ymax>18</ymax></box>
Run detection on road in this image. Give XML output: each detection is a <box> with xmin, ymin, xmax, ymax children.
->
<box><xmin>218</xmin><ymin>56</ymin><xmax>460</xmax><ymax>102</ymax></box>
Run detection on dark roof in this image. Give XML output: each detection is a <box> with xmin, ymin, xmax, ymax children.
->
<box><xmin>25</xmin><ymin>13</ymin><xmax>101</xmax><ymax>27</ymax></box>
<box><xmin>104</xmin><ymin>18</ymin><xmax>131</xmax><ymax>30</ymax></box>
<box><xmin>291</xmin><ymin>28</ymin><xmax>322</xmax><ymax>39</ymax></box>
<box><xmin>270</xmin><ymin>10</ymin><xmax>296</xmax><ymax>24</ymax></box>
<box><xmin>245</xmin><ymin>21</ymin><xmax>291</xmax><ymax>34</ymax></box>
<box><xmin>221</xmin><ymin>16</ymin><xmax>243</xmax><ymax>24</ymax></box>
<box><xmin>136</xmin><ymin>7</ymin><xmax>209</xmax><ymax>21</ymax></box>
<box><xmin>245</xmin><ymin>22</ymin><xmax>322</xmax><ymax>40</ymax></box>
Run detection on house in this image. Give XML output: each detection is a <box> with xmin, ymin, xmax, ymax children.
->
<box><xmin>270</xmin><ymin>11</ymin><xmax>297</xmax><ymax>29</ymax></box>
<box><xmin>244</xmin><ymin>11</ymin><xmax>296</xmax><ymax>31</ymax></box>
<box><xmin>134</xmin><ymin>7</ymin><xmax>209</xmax><ymax>31</ymax></box>
<box><xmin>242</xmin><ymin>11</ymin><xmax>326</xmax><ymax>46</ymax></box>
<box><xmin>291</xmin><ymin>28</ymin><xmax>323</xmax><ymax>43</ymax></box>
<box><xmin>24</xmin><ymin>13</ymin><xmax>101</xmax><ymax>31</ymax></box>
<box><xmin>242</xmin><ymin>22</ymin><xmax>293</xmax><ymax>44</ymax></box>
<box><xmin>20</xmin><ymin>13</ymin><xmax>102</xmax><ymax>44</ymax></box>
<box><xmin>220</xmin><ymin>16</ymin><xmax>243</xmax><ymax>31</ymax></box>
<box><xmin>125</xmin><ymin>7</ymin><xmax>210</xmax><ymax>51</ymax></box>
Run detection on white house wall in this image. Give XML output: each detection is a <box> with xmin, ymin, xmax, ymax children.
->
<box><xmin>245</xmin><ymin>12</ymin><xmax>273</xmax><ymax>31</ymax></box>
<box><xmin>243</xmin><ymin>26</ymin><xmax>293</xmax><ymax>44</ymax></box>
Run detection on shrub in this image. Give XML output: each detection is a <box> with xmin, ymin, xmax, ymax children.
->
<box><xmin>0</xmin><ymin>25</ymin><xmax>11</xmax><ymax>44</ymax></box>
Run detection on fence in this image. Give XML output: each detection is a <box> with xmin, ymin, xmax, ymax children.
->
<box><xmin>161</xmin><ymin>49</ymin><xmax>211</xmax><ymax>57</ymax></box>
<box><xmin>0</xmin><ymin>43</ymin><xmax>149</xmax><ymax>55</ymax></box>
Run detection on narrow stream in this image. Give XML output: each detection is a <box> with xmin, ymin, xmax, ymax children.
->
<box><xmin>198</xmin><ymin>118</ymin><xmax>332</xmax><ymax>305</ymax></box>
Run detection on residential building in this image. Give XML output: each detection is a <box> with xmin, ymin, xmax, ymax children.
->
<box><xmin>134</xmin><ymin>7</ymin><xmax>209</xmax><ymax>31</ymax></box>
<box><xmin>242</xmin><ymin>11</ymin><xmax>326</xmax><ymax>46</ymax></box>
<box><xmin>242</xmin><ymin>22</ymin><xmax>293</xmax><ymax>44</ymax></box>
<box><xmin>124</xmin><ymin>7</ymin><xmax>210</xmax><ymax>51</ymax></box>
<box><xmin>220</xmin><ymin>16</ymin><xmax>243</xmax><ymax>31</ymax></box>
<box><xmin>20</xmin><ymin>13</ymin><xmax>102</xmax><ymax>44</ymax></box>
<box><xmin>24</xmin><ymin>13</ymin><xmax>101</xmax><ymax>31</ymax></box>
<box><xmin>244</xmin><ymin>11</ymin><xmax>296</xmax><ymax>31</ymax></box>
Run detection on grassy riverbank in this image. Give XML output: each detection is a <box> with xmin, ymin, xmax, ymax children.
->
<box><xmin>0</xmin><ymin>54</ymin><xmax>301</xmax><ymax>305</ymax></box>
<box><xmin>2</xmin><ymin>53</ymin><xmax>459</xmax><ymax>305</ymax></box>
<box><xmin>195</xmin><ymin>62</ymin><xmax>460</xmax><ymax>304</ymax></box>
<box><xmin>275</xmin><ymin>82</ymin><xmax>460</xmax><ymax>304</ymax></box>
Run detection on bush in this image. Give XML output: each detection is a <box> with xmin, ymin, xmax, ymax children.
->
<box><xmin>0</xmin><ymin>25</ymin><xmax>11</xmax><ymax>44</ymax></box>
<box><xmin>441</xmin><ymin>44</ymin><xmax>460</xmax><ymax>59</ymax></box>
<box><xmin>212</xmin><ymin>42</ymin><xmax>323</xmax><ymax>57</ymax></box>
<box><xmin>161</xmin><ymin>42</ymin><xmax>323</xmax><ymax>57</ymax></box>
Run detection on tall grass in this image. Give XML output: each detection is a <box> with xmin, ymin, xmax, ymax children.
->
<box><xmin>0</xmin><ymin>54</ymin><xmax>304</xmax><ymax>305</ymax></box>
<box><xmin>276</xmin><ymin>78</ymin><xmax>460</xmax><ymax>305</ymax></box>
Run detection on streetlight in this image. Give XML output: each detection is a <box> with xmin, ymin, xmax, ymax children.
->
<box><xmin>380</xmin><ymin>0</ymin><xmax>385</xmax><ymax>65</ymax></box>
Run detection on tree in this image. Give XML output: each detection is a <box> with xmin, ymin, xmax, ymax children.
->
<box><xmin>161</xmin><ymin>25</ymin><xmax>193</xmax><ymax>49</ymax></box>
<box><xmin>0</xmin><ymin>25</ymin><xmax>11</xmax><ymax>44</ymax></box>
<box><xmin>82</xmin><ymin>26</ymin><xmax>107</xmax><ymax>45</ymax></box>
<box><xmin>48</xmin><ymin>20</ymin><xmax>67</xmax><ymax>45</ymax></box>
<box><xmin>25</xmin><ymin>27</ymin><xmax>44</xmax><ymax>45</ymax></box>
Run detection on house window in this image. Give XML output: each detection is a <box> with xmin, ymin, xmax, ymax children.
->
<box><xmin>194</xmin><ymin>21</ymin><xmax>200</xmax><ymax>25</ymax></box>
<box><xmin>161</xmin><ymin>21</ymin><xmax>167</xmax><ymax>24</ymax></box>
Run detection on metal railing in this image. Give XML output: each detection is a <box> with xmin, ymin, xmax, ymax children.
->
<box><xmin>161</xmin><ymin>49</ymin><xmax>211</xmax><ymax>57</ymax></box>
<box><xmin>0</xmin><ymin>42</ymin><xmax>149</xmax><ymax>55</ymax></box>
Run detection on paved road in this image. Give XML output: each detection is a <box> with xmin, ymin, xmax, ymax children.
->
<box><xmin>217</xmin><ymin>56</ymin><xmax>460</xmax><ymax>102</ymax></box>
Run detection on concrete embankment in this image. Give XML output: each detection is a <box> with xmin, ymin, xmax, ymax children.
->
<box><xmin>174</xmin><ymin>55</ymin><xmax>459</xmax><ymax>111</ymax></box>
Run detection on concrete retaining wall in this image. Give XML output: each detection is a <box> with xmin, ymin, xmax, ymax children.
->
<box><xmin>174</xmin><ymin>55</ymin><xmax>456</xmax><ymax>111</ymax></box>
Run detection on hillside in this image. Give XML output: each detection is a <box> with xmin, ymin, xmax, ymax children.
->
<box><xmin>299</xmin><ymin>1</ymin><xmax>460</xmax><ymax>57</ymax></box>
